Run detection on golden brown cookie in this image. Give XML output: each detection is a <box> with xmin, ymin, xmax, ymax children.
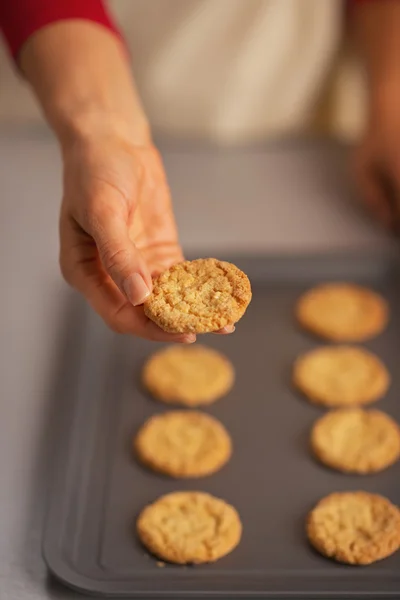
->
<box><xmin>296</xmin><ymin>283</ymin><xmax>388</xmax><ymax>342</ymax></box>
<box><xmin>293</xmin><ymin>346</ymin><xmax>389</xmax><ymax>407</ymax></box>
<box><xmin>311</xmin><ymin>409</ymin><xmax>400</xmax><ymax>474</ymax></box>
<box><xmin>134</xmin><ymin>411</ymin><xmax>232</xmax><ymax>478</ymax></box>
<box><xmin>142</xmin><ymin>345</ymin><xmax>234</xmax><ymax>406</ymax></box>
<box><xmin>144</xmin><ymin>258</ymin><xmax>252</xmax><ymax>334</ymax></box>
<box><xmin>137</xmin><ymin>491</ymin><xmax>242</xmax><ymax>564</ymax></box>
<box><xmin>307</xmin><ymin>491</ymin><xmax>400</xmax><ymax>565</ymax></box>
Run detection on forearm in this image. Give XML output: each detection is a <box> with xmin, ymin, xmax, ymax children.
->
<box><xmin>351</xmin><ymin>0</ymin><xmax>400</xmax><ymax>129</ymax></box>
<box><xmin>19</xmin><ymin>21</ymin><xmax>150</xmax><ymax>146</ymax></box>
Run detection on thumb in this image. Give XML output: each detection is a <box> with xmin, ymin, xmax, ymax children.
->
<box><xmin>88</xmin><ymin>208</ymin><xmax>152</xmax><ymax>306</ymax></box>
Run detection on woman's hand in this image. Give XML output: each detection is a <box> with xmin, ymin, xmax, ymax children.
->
<box><xmin>17</xmin><ymin>22</ymin><xmax>193</xmax><ymax>341</ymax></box>
<box><xmin>353</xmin><ymin>118</ymin><xmax>400</xmax><ymax>232</ymax></box>
<box><xmin>59</xmin><ymin>128</ymin><xmax>197</xmax><ymax>342</ymax></box>
<box><xmin>19</xmin><ymin>21</ymin><xmax>232</xmax><ymax>340</ymax></box>
<box><xmin>18</xmin><ymin>22</ymin><xmax>202</xmax><ymax>342</ymax></box>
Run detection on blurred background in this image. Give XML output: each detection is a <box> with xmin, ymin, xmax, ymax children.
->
<box><xmin>0</xmin><ymin>0</ymin><xmax>389</xmax><ymax>257</ymax></box>
<box><xmin>0</xmin><ymin>0</ymin><xmax>366</xmax><ymax>141</ymax></box>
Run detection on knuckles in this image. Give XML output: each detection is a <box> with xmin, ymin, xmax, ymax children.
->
<box><xmin>98</xmin><ymin>243</ymin><xmax>131</xmax><ymax>277</ymax></box>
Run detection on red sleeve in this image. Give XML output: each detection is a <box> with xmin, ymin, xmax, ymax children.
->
<box><xmin>0</xmin><ymin>0</ymin><xmax>120</xmax><ymax>60</ymax></box>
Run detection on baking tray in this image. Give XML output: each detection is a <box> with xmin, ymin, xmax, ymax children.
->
<box><xmin>43</xmin><ymin>254</ymin><xmax>400</xmax><ymax>599</ymax></box>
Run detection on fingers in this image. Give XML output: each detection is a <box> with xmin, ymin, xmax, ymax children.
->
<box><xmin>84</xmin><ymin>203</ymin><xmax>153</xmax><ymax>306</ymax></box>
<box><xmin>76</xmin><ymin>271</ymin><xmax>195</xmax><ymax>343</ymax></box>
<box><xmin>61</xmin><ymin>199</ymin><xmax>236</xmax><ymax>341</ymax></box>
<box><xmin>352</xmin><ymin>150</ymin><xmax>393</xmax><ymax>228</ymax></box>
<box><xmin>356</xmin><ymin>168</ymin><xmax>392</xmax><ymax>227</ymax></box>
<box><xmin>384</xmin><ymin>158</ymin><xmax>400</xmax><ymax>233</ymax></box>
<box><xmin>212</xmin><ymin>324</ymin><xmax>236</xmax><ymax>335</ymax></box>
<box><xmin>60</xmin><ymin>216</ymin><xmax>196</xmax><ymax>343</ymax></box>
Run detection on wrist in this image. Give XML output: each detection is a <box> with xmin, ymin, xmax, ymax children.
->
<box><xmin>20</xmin><ymin>21</ymin><xmax>151</xmax><ymax>147</ymax></box>
<box><xmin>53</xmin><ymin>104</ymin><xmax>152</xmax><ymax>150</ymax></box>
<box><xmin>352</xmin><ymin>0</ymin><xmax>400</xmax><ymax>131</ymax></box>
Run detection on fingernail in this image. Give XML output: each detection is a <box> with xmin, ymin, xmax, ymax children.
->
<box><xmin>222</xmin><ymin>324</ymin><xmax>235</xmax><ymax>333</ymax></box>
<box><xmin>123</xmin><ymin>273</ymin><xmax>151</xmax><ymax>306</ymax></box>
<box><xmin>181</xmin><ymin>334</ymin><xmax>196</xmax><ymax>344</ymax></box>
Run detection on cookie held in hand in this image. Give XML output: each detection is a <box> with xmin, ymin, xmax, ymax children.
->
<box><xmin>144</xmin><ymin>258</ymin><xmax>252</xmax><ymax>333</ymax></box>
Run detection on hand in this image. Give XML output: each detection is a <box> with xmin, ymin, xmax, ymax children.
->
<box><xmin>59</xmin><ymin>129</ymin><xmax>194</xmax><ymax>342</ymax></box>
<box><xmin>352</xmin><ymin>119</ymin><xmax>400</xmax><ymax>232</ymax></box>
<box><xmin>19</xmin><ymin>23</ymin><xmax>233</xmax><ymax>340</ymax></box>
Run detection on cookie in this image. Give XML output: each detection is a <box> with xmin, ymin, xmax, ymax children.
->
<box><xmin>144</xmin><ymin>258</ymin><xmax>252</xmax><ymax>333</ymax></box>
<box><xmin>311</xmin><ymin>409</ymin><xmax>400</xmax><ymax>474</ymax></box>
<box><xmin>137</xmin><ymin>491</ymin><xmax>242</xmax><ymax>564</ymax></box>
<box><xmin>307</xmin><ymin>491</ymin><xmax>400</xmax><ymax>565</ymax></box>
<box><xmin>296</xmin><ymin>283</ymin><xmax>388</xmax><ymax>342</ymax></box>
<box><xmin>142</xmin><ymin>344</ymin><xmax>234</xmax><ymax>406</ymax></box>
<box><xmin>293</xmin><ymin>346</ymin><xmax>389</xmax><ymax>407</ymax></box>
<box><xmin>134</xmin><ymin>411</ymin><xmax>232</xmax><ymax>478</ymax></box>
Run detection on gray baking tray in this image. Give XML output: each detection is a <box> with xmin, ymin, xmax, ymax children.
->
<box><xmin>43</xmin><ymin>254</ymin><xmax>400</xmax><ymax>598</ymax></box>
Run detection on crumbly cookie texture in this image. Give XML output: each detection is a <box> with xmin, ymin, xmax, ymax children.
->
<box><xmin>311</xmin><ymin>409</ymin><xmax>400</xmax><ymax>474</ymax></box>
<box><xmin>142</xmin><ymin>344</ymin><xmax>234</xmax><ymax>406</ymax></box>
<box><xmin>137</xmin><ymin>492</ymin><xmax>242</xmax><ymax>564</ymax></box>
<box><xmin>296</xmin><ymin>283</ymin><xmax>388</xmax><ymax>342</ymax></box>
<box><xmin>144</xmin><ymin>258</ymin><xmax>252</xmax><ymax>333</ymax></box>
<box><xmin>307</xmin><ymin>491</ymin><xmax>400</xmax><ymax>565</ymax></box>
<box><xmin>134</xmin><ymin>411</ymin><xmax>232</xmax><ymax>478</ymax></box>
<box><xmin>293</xmin><ymin>346</ymin><xmax>389</xmax><ymax>407</ymax></box>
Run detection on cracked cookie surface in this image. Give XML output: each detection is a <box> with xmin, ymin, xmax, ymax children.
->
<box><xmin>137</xmin><ymin>492</ymin><xmax>242</xmax><ymax>564</ymax></box>
<box><xmin>307</xmin><ymin>492</ymin><xmax>400</xmax><ymax>565</ymax></box>
<box><xmin>142</xmin><ymin>345</ymin><xmax>234</xmax><ymax>406</ymax></box>
<box><xmin>293</xmin><ymin>346</ymin><xmax>389</xmax><ymax>407</ymax></box>
<box><xmin>311</xmin><ymin>409</ymin><xmax>400</xmax><ymax>474</ymax></box>
<box><xmin>296</xmin><ymin>283</ymin><xmax>388</xmax><ymax>342</ymax></box>
<box><xmin>134</xmin><ymin>411</ymin><xmax>232</xmax><ymax>477</ymax></box>
<box><xmin>144</xmin><ymin>258</ymin><xmax>252</xmax><ymax>333</ymax></box>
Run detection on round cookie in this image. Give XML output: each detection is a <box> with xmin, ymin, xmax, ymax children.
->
<box><xmin>134</xmin><ymin>411</ymin><xmax>232</xmax><ymax>478</ymax></box>
<box><xmin>144</xmin><ymin>258</ymin><xmax>252</xmax><ymax>334</ymax></box>
<box><xmin>137</xmin><ymin>491</ymin><xmax>242</xmax><ymax>564</ymax></box>
<box><xmin>296</xmin><ymin>283</ymin><xmax>388</xmax><ymax>342</ymax></box>
<box><xmin>311</xmin><ymin>409</ymin><xmax>400</xmax><ymax>474</ymax></box>
<box><xmin>307</xmin><ymin>491</ymin><xmax>400</xmax><ymax>565</ymax></box>
<box><xmin>142</xmin><ymin>344</ymin><xmax>234</xmax><ymax>406</ymax></box>
<box><xmin>293</xmin><ymin>346</ymin><xmax>389</xmax><ymax>407</ymax></box>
